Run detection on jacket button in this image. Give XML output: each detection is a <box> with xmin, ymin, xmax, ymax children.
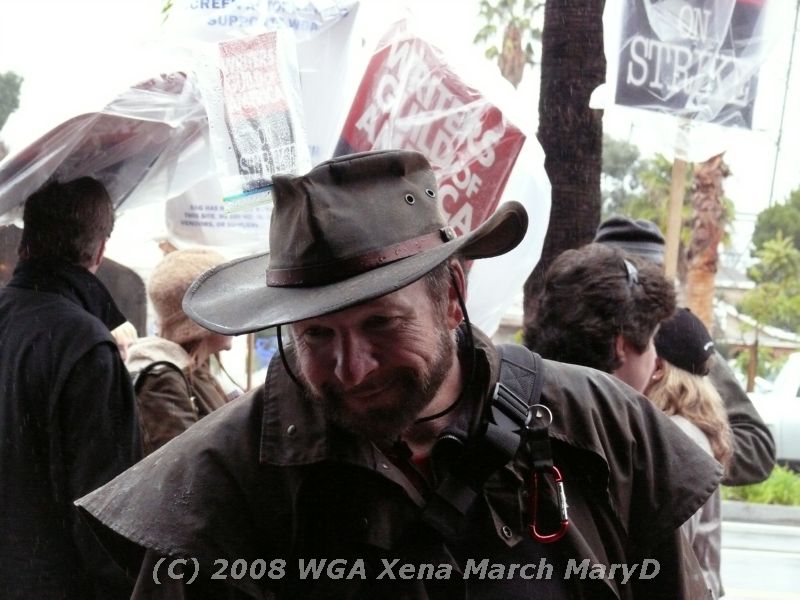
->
<box><xmin>286</xmin><ymin>425</ymin><xmax>297</xmax><ymax>436</ymax></box>
<box><xmin>360</xmin><ymin>517</ymin><xmax>369</xmax><ymax>530</ymax></box>
<box><xmin>501</xmin><ymin>525</ymin><xmax>513</xmax><ymax>539</ymax></box>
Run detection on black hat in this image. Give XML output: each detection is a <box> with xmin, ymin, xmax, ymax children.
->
<box><xmin>594</xmin><ymin>216</ymin><xmax>666</xmax><ymax>265</ymax></box>
<box><xmin>655</xmin><ymin>308</ymin><xmax>715</xmax><ymax>375</ymax></box>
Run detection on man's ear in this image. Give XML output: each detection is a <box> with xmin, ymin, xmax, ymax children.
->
<box><xmin>651</xmin><ymin>356</ymin><xmax>666</xmax><ymax>383</ymax></box>
<box><xmin>614</xmin><ymin>333</ymin><xmax>627</xmax><ymax>364</ymax></box>
<box><xmin>88</xmin><ymin>238</ymin><xmax>107</xmax><ymax>274</ymax></box>
<box><xmin>445</xmin><ymin>259</ymin><xmax>467</xmax><ymax>329</ymax></box>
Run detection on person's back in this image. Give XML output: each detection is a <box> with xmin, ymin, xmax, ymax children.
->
<box><xmin>0</xmin><ymin>177</ymin><xmax>141</xmax><ymax>599</ymax></box>
<box><xmin>128</xmin><ymin>248</ymin><xmax>233</xmax><ymax>455</ymax></box>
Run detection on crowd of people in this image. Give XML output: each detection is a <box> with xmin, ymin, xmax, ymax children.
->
<box><xmin>0</xmin><ymin>149</ymin><xmax>775</xmax><ymax>599</ymax></box>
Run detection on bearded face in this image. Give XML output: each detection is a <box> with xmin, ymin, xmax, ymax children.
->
<box><xmin>291</xmin><ymin>277</ymin><xmax>458</xmax><ymax>441</ymax></box>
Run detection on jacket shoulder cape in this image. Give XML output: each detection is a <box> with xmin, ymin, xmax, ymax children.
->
<box><xmin>76</xmin><ymin>346</ymin><xmax>721</xmax><ymax>598</ymax></box>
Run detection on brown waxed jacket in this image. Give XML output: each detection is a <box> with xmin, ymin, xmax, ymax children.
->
<box><xmin>127</xmin><ymin>337</ymin><xmax>229</xmax><ymax>455</ymax></box>
<box><xmin>77</xmin><ymin>329</ymin><xmax>720</xmax><ymax>599</ymax></box>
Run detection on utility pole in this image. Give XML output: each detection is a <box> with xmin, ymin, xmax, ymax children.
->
<box><xmin>664</xmin><ymin>120</ymin><xmax>691</xmax><ymax>281</ymax></box>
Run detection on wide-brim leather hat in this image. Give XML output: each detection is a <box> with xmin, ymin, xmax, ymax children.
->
<box><xmin>183</xmin><ymin>149</ymin><xmax>528</xmax><ymax>335</ymax></box>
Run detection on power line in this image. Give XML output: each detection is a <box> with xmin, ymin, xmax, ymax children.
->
<box><xmin>768</xmin><ymin>0</ymin><xmax>800</xmax><ymax>207</ymax></box>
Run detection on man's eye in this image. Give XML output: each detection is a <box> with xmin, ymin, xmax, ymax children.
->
<box><xmin>303</xmin><ymin>327</ymin><xmax>332</xmax><ymax>341</ymax></box>
<box><xmin>364</xmin><ymin>316</ymin><xmax>396</xmax><ymax>330</ymax></box>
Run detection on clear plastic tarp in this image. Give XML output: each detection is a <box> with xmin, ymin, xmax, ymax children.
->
<box><xmin>0</xmin><ymin>72</ymin><xmax>209</xmax><ymax>225</ymax></box>
<box><xmin>0</xmin><ymin>2</ymin><xmax>552</xmax><ymax>337</ymax></box>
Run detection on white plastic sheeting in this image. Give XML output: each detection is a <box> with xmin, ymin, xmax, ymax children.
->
<box><xmin>0</xmin><ymin>0</ymin><xmax>551</xmax><ymax>337</ymax></box>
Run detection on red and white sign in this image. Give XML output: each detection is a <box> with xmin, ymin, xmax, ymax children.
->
<box><xmin>335</xmin><ymin>23</ymin><xmax>525</xmax><ymax>236</ymax></box>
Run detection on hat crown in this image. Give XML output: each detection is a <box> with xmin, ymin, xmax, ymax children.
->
<box><xmin>268</xmin><ymin>150</ymin><xmax>446</xmax><ymax>286</ymax></box>
<box><xmin>594</xmin><ymin>216</ymin><xmax>666</xmax><ymax>265</ymax></box>
<box><xmin>149</xmin><ymin>248</ymin><xmax>226</xmax><ymax>344</ymax></box>
<box><xmin>182</xmin><ymin>149</ymin><xmax>529</xmax><ymax>335</ymax></box>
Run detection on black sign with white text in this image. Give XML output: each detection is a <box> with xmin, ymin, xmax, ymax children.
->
<box><xmin>615</xmin><ymin>0</ymin><xmax>767</xmax><ymax>129</ymax></box>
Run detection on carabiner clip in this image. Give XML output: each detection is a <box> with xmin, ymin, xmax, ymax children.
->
<box><xmin>529</xmin><ymin>465</ymin><xmax>569</xmax><ymax>543</ymax></box>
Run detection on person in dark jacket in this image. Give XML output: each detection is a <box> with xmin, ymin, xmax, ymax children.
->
<box><xmin>77</xmin><ymin>150</ymin><xmax>719</xmax><ymax>599</ymax></box>
<box><xmin>127</xmin><ymin>248</ymin><xmax>233</xmax><ymax>455</ymax></box>
<box><xmin>593</xmin><ymin>215</ymin><xmax>776</xmax><ymax>485</ymax></box>
<box><xmin>0</xmin><ymin>177</ymin><xmax>142</xmax><ymax>599</ymax></box>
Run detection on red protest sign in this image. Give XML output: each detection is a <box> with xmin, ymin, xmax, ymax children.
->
<box><xmin>335</xmin><ymin>23</ymin><xmax>525</xmax><ymax>236</ymax></box>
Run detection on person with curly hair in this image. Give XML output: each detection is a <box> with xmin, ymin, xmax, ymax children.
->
<box><xmin>525</xmin><ymin>243</ymin><xmax>676</xmax><ymax>393</ymax></box>
<box><xmin>593</xmin><ymin>215</ymin><xmax>774</xmax><ymax>486</ymax></box>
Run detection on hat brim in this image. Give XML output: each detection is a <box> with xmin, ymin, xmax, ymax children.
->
<box><xmin>183</xmin><ymin>201</ymin><xmax>528</xmax><ymax>335</ymax></box>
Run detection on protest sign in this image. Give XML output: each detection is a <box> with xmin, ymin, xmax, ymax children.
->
<box><xmin>615</xmin><ymin>0</ymin><xmax>769</xmax><ymax>128</ymax></box>
<box><xmin>335</xmin><ymin>22</ymin><xmax>526</xmax><ymax>236</ymax></box>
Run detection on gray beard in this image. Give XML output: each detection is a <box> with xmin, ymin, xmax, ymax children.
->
<box><xmin>299</xmin><ymin>326</ymin><xmax>455</xmax><ymax>441</ymax></box>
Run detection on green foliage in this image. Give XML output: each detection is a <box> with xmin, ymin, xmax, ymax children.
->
<box><xmin>733</xmin><ymin>347</ymin><xmax>788</xmax><ymax>381</ymax></box>
<box><xmin>601</xmin><ymin>135</ymin><xmax>735</xmax><ymax>247</ymax></box>
<box><xmin>747</xmin><ymin>234</ymin><xmax>800</xmax><ymax>284</ymax></box>
<box><xmin>601</xmin><ymin>133</ymin><xmax>640</xmax><ymax>180</ymax></box>
<box><xmin>0</xmin><ymin>71</ymin><xmax>23</xmax><ymax>133</ymax></box>
<box><xmin>602</xmin><ymin>136</ymin><xmax>684</xmax><ymax>224</ymax></box>
<box><xmin>738</xmin><ymin>233</ymin><xmax>800</xmax><ymax>334</ymax></box>
<box><xmin>722</xmin><ymin>464</ymin><xmax>800</xmax><ymax>506</ymax></box>
<box><xmin>752</xmin><ymin>188</ymin><xmax>800</xmax><ymax>253</ymax></box>
<box><xmin>473</xmin><ymin>0</ymin><xmax>544</xmax><ymax>69</ymax></box>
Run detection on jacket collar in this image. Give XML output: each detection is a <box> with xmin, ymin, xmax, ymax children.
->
<box><xmin>8</xmin><ymin>258</ymin><xmax>126</xmax><ymax>330</ymax></box>
<box><xmin>126</xmin><ymin>336</ymin><xmax>193</xmax><ymax>373</ymax></box>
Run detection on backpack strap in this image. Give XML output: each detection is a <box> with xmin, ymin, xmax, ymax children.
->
<box><xmin>498</xmin><ymin>346</ymin><xmax>569</xmax><ymax>542</ymax></box>
<box><xmin>421</xmin><ymin>344</ymin><xmax>547</xmax><ymax>539</ymax></box>
<box><xmin>486</xmin><ymin>343</ymin><xmax>546</xmax><ymax>462</ymax></box>
<box><xmin>133</xmin><ymin>360</ymin><xmax>194</xmax><ymax>402</ymax></box>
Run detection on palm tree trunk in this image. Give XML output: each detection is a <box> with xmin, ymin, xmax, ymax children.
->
<box><xmin>685</xmin><ymin>153</ymin><xmax>729</xmax><ymax>329</ymax></box>
<box><xmin>498</xmin><ymin>23</ymin><xmax>525</xmax><ymax>88</ymax></box>
<box><xmin>522</xmin><ymin>0</ymin><xmax>605</xmax><ymax>340</ymax></box>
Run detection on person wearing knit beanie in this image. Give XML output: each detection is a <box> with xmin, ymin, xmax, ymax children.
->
<box><xmin>593</xmin><ymin>215</ymin><xmax>666</xmax><ymax>265</ymax></box>
<box><xmin>148</xmin><ymin>248</ymin><xmax>229</xmax><ymax>346</ymax></box>
<box><xmin>126</xmin><ymin>248</ymin><xmax>234</xmax><ymax>455</ymax></box>
<box><xmin>595</xmin><ymin>216</ymin><xmax>776</xmax><ymax>488</ymax></box>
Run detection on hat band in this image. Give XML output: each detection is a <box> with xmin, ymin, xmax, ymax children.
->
<box><xmin>267</xmin><ymin>227</ymin><xmax>456</xmax><ymax>287</ymax></box>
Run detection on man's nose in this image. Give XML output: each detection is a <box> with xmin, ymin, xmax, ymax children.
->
<box><xmin>334</xmin><ymin>333</ymin><xmax>378</xmax><ymax>388</ymax></box>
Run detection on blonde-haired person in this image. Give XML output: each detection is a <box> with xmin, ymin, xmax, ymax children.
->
<box><xmin>647</xmin><ymin>308</ymin><xmax>733</xmax><ymax>600</ymax></box>
<box><xmin>126</xmin><ymin>248</ymin><xmax>234</xmax><ymax>455</ymax></box>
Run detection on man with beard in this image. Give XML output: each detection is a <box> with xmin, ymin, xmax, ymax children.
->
<box><xmin>77</xmin><ymin>150</ymin><xmax>719</xmax><ymax>600</ymax></box>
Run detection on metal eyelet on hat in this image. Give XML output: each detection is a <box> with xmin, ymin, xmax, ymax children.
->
<box><xmin>404</xmin><ymin>193</ymin><xmax>416</xmax><ymax>205</ymax></box>
<box><xmin>425</xmin><ymin>188</ymin><xmax>436</xmax><ymax>198</ymax></box>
